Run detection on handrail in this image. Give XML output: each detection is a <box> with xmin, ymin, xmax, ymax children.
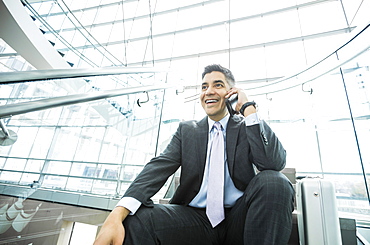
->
<box><xmin>0</xmin><ymin>84</ymin><xmax>172</xmax><ymax>118</ymax></box>
<box><xmin>246</xmin><ymin>21</ymin><xmax>370</xmax><ymax>96</ymax></box>
<box><xmin>0</xmin><ymin>66</ymin><xmax>167</xmax><ymax>84</ymax></box>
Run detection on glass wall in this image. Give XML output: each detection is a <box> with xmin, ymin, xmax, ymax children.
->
<box><xmin>247</xmin><ymin>24</ymin><xmax>370</xmax><ymax>219</ymax></box>
<box><xmin>0</xmin><ymin>71</ymin><xmax>178</xmax><ymax>202</ymax></box>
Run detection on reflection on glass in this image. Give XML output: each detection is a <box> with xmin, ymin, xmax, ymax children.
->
<box><xmin>42</xmin><ymin>175</ymin><xmax>68</xmax><ymax>189</ymax></box>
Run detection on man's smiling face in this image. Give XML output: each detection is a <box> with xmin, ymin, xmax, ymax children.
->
<box><xmin>200</xmin><ymin>71</ymin><xmax>231</xmax><ymax>121</ymax></box>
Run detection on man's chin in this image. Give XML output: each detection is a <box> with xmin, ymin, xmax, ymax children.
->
<box><xmin>205</xmin><ymin>109</ymin><xmax>226</xmax><ymax>117</ymax></box>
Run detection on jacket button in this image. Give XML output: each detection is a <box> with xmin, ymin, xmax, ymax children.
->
<box><xmin>261</xmin><ymin>132</ymin><xmax>268</xmax><ymax>145</ymax></box>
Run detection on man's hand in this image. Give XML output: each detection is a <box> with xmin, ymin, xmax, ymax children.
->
<box><xmin>93</xmin><ymin>206</ymin><xmax>130</xmax><ymax>245</ymax></box>
<box><xmin>226</xmin><ymin>88</ymin><xmax>256</xmax><ymax>116</ymax></box>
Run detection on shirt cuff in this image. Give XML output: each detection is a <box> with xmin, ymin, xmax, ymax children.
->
<box><xmin>115</xmin><ymin>197</ymin><xmax>142</xmax><ymax>215</ymax></box>
<box><xmin>244</xmin><ymin>112</ymin><xmax>260</xmax><ymax>126</ymax></box>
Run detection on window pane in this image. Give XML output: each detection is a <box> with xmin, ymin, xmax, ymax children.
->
<box><xmin>70</xmin><ymin>162</ymin><xmax>97</xmax><ymax>177</ymax></box>
<box><xmin>48</xmin><ymin>128</ymin><xmax>80</xmax><ymax>160</ymax></box>
<box><xmin>66</xmin><ymin>177</ymin><xmax>93</xmax><ymax>192</ymax></box>
<box><xmin>29</xmin><ymin>127</ymin><xmax>55</xmax><ymax>159</ymax></box>
<box><xmin>24</xmin><ymin>159</ymin><xmax>44</xmax><ymax>172</ymax></box>
<box><xmin>8</xmin><ymin>127</ymin><xmax>38</xmax><ymax>158</ymax></box>
<box><xmin>0</xmin><ymin>171</ymin><xmax>22</xmax><ymax>184</ymax></box>
<box><xmin>4</xmin><ymin>158</ymin><xmax>27</xmax><ymax>171</ymax></box>
<box><xmin>20</xmin><ymin>173</ymin><xmax>40</xmax><ymax>185</ymax></box>
<box><xmin>91</xmin><ymin>180</ymin><xmax>116</xmax><ymax>195</ymax></box>
<box><xmin>42</xmin><ymin>175</ymin><xmax>67</xmax><ymax>189</ymax></box>
<box><xmin>43</xmin><ymin>161</ymin><xmax>71</xmax><ymax>175</ymax></box>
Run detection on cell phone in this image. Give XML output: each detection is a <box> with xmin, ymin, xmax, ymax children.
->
<box><xmin>225</xmin><ymin>94</ymin><xmax>238</xmax><ymax>115</ymax></box>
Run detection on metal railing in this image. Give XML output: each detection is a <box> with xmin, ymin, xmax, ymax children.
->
<box><xmin>0</xmin><ymin>66</ymin><xmax>171</xmax><ymax>146</ymax></box>
<box><xmin>0</xmin><ymin>66</ymin><xmax>166</xmax><ymax>84</ymax></box>
<box><xmin>0</xmin><ymin>66</ymin><xmax>170</xmax><ymax>118</ymax></box>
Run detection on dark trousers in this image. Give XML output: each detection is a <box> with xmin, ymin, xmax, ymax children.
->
<box><xmin>123</xmin><ymin>170</ymin><xmax>295</xmax><ymax>245</ymax></box>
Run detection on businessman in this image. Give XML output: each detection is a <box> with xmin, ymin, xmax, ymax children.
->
<box><xmin>94</xmin><ymin>64</ymin><xmax>294</xmax><ymax>245</ymax></box>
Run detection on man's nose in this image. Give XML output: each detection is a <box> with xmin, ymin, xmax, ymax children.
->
<box><xmin>205</xmin><ymin>86</ymin><xmax>215</xmax><ymax>95</ymax></box>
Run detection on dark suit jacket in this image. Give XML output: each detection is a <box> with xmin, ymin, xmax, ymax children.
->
<box><xmin>123</xmin><ymin>115</ymin><xmax>286</xmax><ymax>207</ymax></box>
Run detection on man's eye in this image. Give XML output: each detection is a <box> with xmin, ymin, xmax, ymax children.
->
<box><xmin>215</xmin><ymin>83</ymin><xmax>223</xmax><ymax>88</ymax></box>
<box><xmin>201</xmin><ymin>85</ymin><xmax>208</xmax><ymax>90</ymax></box>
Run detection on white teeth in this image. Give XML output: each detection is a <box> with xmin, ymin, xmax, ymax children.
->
<box><xmin>206</xmin><ymin>99</ymin><xmax>218</xmax><ymax>104</ymax></box>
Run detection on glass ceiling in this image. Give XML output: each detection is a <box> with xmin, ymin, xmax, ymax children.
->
<box><xmin>23</xmin><ymin>0</ymin><xmax>369</xmax><ymax>90</ymax></box>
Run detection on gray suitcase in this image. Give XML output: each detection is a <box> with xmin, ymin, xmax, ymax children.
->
<box><xmin>296</xmin><ymin>178</ymin><xmax>342</xmax><ymax>245</ymax></box>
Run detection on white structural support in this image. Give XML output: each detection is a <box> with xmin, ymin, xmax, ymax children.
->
<box><xmin>0</xmin><ymin>0</ymin><xmax>70</xmax><ymax>69</ymax></box>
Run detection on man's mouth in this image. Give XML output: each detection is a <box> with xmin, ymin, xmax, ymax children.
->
<box><xmin>205</xmin><ymin>99</ymin><xmax>219</xmax><ymax>104</ymax></box>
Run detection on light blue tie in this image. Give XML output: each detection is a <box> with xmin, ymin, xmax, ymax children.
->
<box><xmin>206</xmin><ymin>122</ymin><xmax>225</xmax><ymax>227</ymax></box>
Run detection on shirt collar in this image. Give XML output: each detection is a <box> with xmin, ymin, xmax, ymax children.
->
<box><xmin>208</xmin><ymin>114</ymin><xmax>230</xmax><ymax>133</ymax></box>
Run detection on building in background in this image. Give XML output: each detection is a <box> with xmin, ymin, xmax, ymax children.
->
<box><xmin>0</xmin><ymin>0</ymin><xmax>369</xmax><ymax>244</ymax></box>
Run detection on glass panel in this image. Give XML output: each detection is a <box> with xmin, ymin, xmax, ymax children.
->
<box><xmin>230</xmin><ymin>47</ymin><xmax>266</xmax><ymax>82</ymax></box>
<box><xmin>90</xmin><ymin>25</ymin><xmax>113</xmax><ymax>44</ymax></box>
<box><xmin>0</xmin><ymin>142</ymin><xmax>12</xmax><ymax>157</ymax></box>
<box><xmin>341</xmin><ymin>0</ymin><xmax>370</xmax><ymax>27</ymax></box>
<box><xmin>261</xmin><ymin>9</ymin><xmax>301</xmax><ymax>42</ymax></box>
<box><xmin>121</xmin><ymin>165</ymin><xmax>143</xmax><ymax>182</ymax></box>
<box><xmin>95</xmin><ymin>5</ymin><xmax>119</xmax><ymax>24</ymax></box>
<box><xmin>24</xmin><ymin>159</ymin><xmax>44</xmax><ymax>172</ymax></box>
<box><xmin>7</xmin><ymin>127</ymin><xmax>38</xmax><ymax>158</ymax></box>
<box><xmin>0</xmin><ymin>157</ymin><xmax>6</xmax><ymax>168</ymax></box>
<box><xmin>0</xmin><ymin>171</ymin><xmax>22</xmax><ymax>184</ymax></box>
<box><xmin>42</xmin><ymin>175</ymin><xmax>68</xmax><ymax>189</ymax></box>
<box><xmin>264</xmin><ymin>41</ymin><xmax>307</xmax><ymax>78</ymax></box>
<box><xmin>151</xmin><ymin>11</ymin><xmax>178</xmax><ymax>35</ymax></box>
<box><xmin>42</xmin><ymin>161</ymin><xmax>72</xmax><ymax>175</ymax></box>
<box><xmin>47</xmin><ymin>127</ymin><xmax>81</xmax><ymax>161</ymax></box>
<box><xmin>298</xmin><ymin>1</ymin><xmax>347</xmax><ymax>36</ymax></box>
<box><xmin>19</xmin><ymin>173</ymin><xmax>40</xmax><ymax>185</ymax></box>
<box><xmin>96</xmin><ymin>164</ymin><xmax>119</xmax><ymax>180</ymax></box>
<box><xmin>65</xmin><ymin>177</ymin><xmax>93</xmax><ymax>192</ymax></box>
<box><xmin>172</xmin><ymin>30</ymin><xmax>201</xmax><ymax>57</ymax></box>
<box><xmin>199</xmin><ymin>25</ymin><xmax>228</xmax><ymax>53</ymax></box>
<box><xmin>108</xmin><ymin>22</ymin><xmax>132</xmax><ymax>44</ymax></box>
<box><xmin>230</xmin><ymin>17</ymin><xmax>266</xmax><ymax>48</ymax></box>
<box><xmin>98</xmin><ymin>128</ymin><xmax>126</xmax><ymax>163</ymax></box>
<box><xmin>73</xmin><ymin>127</ymin><xmax>105</xmax><ymax>162</ymax></box>
<box><xmin>29</xmin><ymin>127</ymin><xmax>55</xmax><ymax>159</ymax></box>
<box><xmin>70</xmin><ymin>162</ymin><xmax>97</xmax><ymax>177</ymax></box>
<box><xmin>91</xmin><ymin>180</ymin><xmax>116</xmax><ymax>195</ymax></box>
<box><xmin>79</xmin><ymin>8</ymin><xmax>99</xmax><ymax>26</ymax></box>
<box><xmin>4</xmin><ymin>158</ymin><xmax>27</xmax><ymax>171</ymax></box>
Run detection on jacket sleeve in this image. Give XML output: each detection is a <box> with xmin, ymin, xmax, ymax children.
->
<box><xmin>246</xmin><ymin>120</ymin><xmax>286</xmax><ymax>171</ymax></box>
<box><xmin>122</xmin><ymin>123</ymin><xmax>182</xmax><ymax>207</ymax></box>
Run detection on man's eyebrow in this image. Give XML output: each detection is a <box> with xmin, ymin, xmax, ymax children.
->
<box><xmin>201</xmin><ymin>80</ymin><xmax>225</xmax><ymax>86</ymax></box>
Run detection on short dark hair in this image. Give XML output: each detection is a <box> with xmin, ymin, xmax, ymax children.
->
<box><xmin>202</xmin><ymin>64</ymin><xmax>235</xmax><ymax>87</ymax></box>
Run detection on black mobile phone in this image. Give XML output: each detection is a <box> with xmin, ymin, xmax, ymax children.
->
<box><xmin>225</xmin><ymin>94</ymin><xmax>238</xmax><ymax>115</ymax></box>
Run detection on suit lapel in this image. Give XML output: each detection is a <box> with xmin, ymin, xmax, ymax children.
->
<box><xmin>195</xmin><ymin>117</ymin><xmax>209</xmax><ymax>183</ymax></box>
<box><xmin>226</xmin><ymin>116</ymin><xmax>242</xmax><ymax>177</ymax></box>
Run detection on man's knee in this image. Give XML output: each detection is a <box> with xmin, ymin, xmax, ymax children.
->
<box><xmin>253</xmin><ymin>170</ymin><xmax>292</xmax><ymax>189</ymax></box>
<box><xmin>123</xmin><ymin>207</ymin><xmax>157</xmax><ymax>245</ymax></box>
<box><xmin>248</xmin><ymin>170</ymin><xmax>295</xmax><ymax>206</ymax></box>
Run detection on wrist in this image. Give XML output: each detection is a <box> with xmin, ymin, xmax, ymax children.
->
<box><xmin>112</xmin><ymin>206</ymin><xmax>130</xmax><ymax>221</ymax></box>
<box><xmin>240</xmin><ymin>101</ymin><xmax>256</xmax><ymax>116</ymax></box>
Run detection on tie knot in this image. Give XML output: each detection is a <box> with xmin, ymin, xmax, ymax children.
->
<box><xmin>213</xmin><ymin>122</ymin><xmax>221</xmax><ymax>131</ymax></box>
